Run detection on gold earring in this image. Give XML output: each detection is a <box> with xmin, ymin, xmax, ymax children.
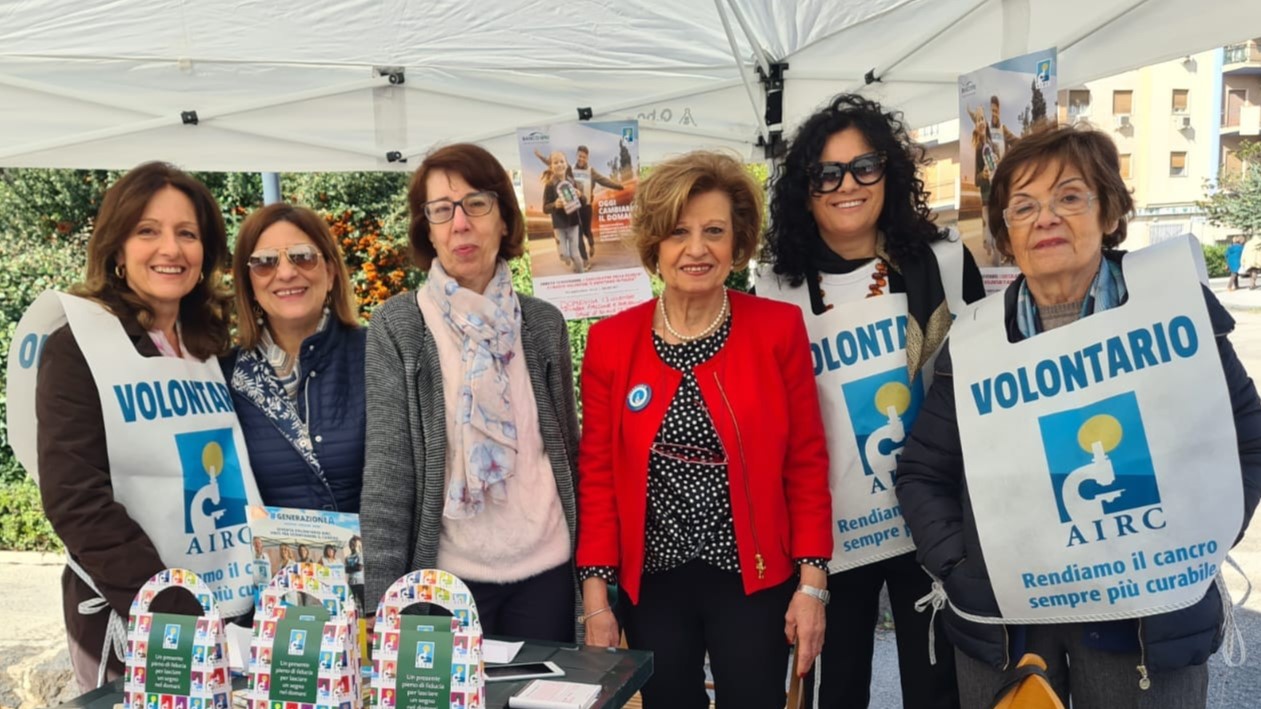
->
<box><xmin>114</xmin><ymin>263</ymin><xmax>125</xmax><ymax>279</ymax></box>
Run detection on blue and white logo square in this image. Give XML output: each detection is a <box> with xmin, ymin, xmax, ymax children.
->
<box><xmin>288</xmin><ymin>629</ymin><xmax>307</xmax><ymax>656</ymax></box>
<box><xmin>163</xmin><ymin>624</ymin><xmax>181</xmax><ymax>650</ymax></box>
<box><xmin>1038</xmin><ymin>392</ymin><xmax>1160</xmax><ymax>524</ymax></box>
<box><xmin>840</xmin><ymin>369</ymin><xmax>923</xmax><ymax>478</ymax></box>
<box><xmin>415</xmin><ymin>641</ymin><xmax>435</xmax><ymax>669</ymax></box>
<box><xmin>177</xmin><ymin>428</ymin><xmax>248</xmax><ymax>535</ymax></box>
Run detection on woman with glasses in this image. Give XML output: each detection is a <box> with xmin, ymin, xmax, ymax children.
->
<box><xmin>222</xmin><ymin>203</ymin><xmax>365</xmax><ymax>514</ymax></box>
<box><xmin>11</xmin><ymin>162</ymin><xmax>260</xmax><ymax>689</ymax></box>
<box><xmin>362</xmin><ymin>143</ymin><xmax>581</xmax><ymax>641</ymax></box>
<box><xmin>577</xmin><ymin>151</ymin><xmax>832</xmax><ymax>708</ymax></box>
<box><xmin>897</xmin><ymin>123</ymin><xmax>1261</xmax><ymax>708</ymax></box>
<box><xmin>758</xmin><ymin>94</ymin><xmax>983</xmax><ymax>709</ymax></box>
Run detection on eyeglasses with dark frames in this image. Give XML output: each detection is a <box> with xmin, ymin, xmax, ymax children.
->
<box><xmin>809</xmin><ymin>153</ymin><xmax>887</xmax><ymax>193</ymax></box>
<box><xmin>423</xmin><ymin>191</ymin><xmax>499</xmax><ymax>224</ymax></box>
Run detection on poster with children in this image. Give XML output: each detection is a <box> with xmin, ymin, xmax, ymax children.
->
<box><xmin>124</xmin><ymin>569</ymin><xmax>231</xmax><ymax>709</ymax></box>
<box><xmin>958</xmin><ymin>47</ymin><xmax>1058</xmax><ymax>293</ymax></box>
<box><xmin>247</xmin><ymin>506</ymin><xmax>364</xmax><ymax>630</ymax></box>
<box><xmin>517</xmin><ymin>120</ymin><xmax>652</xmax><ymax>320</ymax></box>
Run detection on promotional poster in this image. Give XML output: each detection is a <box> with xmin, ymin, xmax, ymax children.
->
<box><xmin>247</xmin><ymin>506</ymin><xmax>364</xmax><ymax>615</ymax></box>
<box><xmin>958</xmin><ymin>48</ymin><xmax>1058</xmax><ymax>293</ymax></box>
<box><xmin>517</xmin><ymin>120</ymin><xmax>652</xmax><ymax>320</ymax></box>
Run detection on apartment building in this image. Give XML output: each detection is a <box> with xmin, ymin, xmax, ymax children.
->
<box><xmin>916</xmin><ymin>39</ymin><xmax>1261</xmax><ymax>246</ymax></box>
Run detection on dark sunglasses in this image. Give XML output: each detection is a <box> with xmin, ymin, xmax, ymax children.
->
<box><xmin>809</xmin><ymin>153</ymin><xmax>887</xmax><ymax>193</ymax></box>
<box><xmin>247</xmin><ymin>244</ymin><xmax>323</xmax><ymax>277</ymax></box>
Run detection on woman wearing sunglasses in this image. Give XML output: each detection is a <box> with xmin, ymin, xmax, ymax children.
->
<box><xmin>222</xmin><ymin>203</ymin><xmax>365</xmax><ymax>514</ymax></box>
<box><xmin>758</xmin><ymin>94</ymin><xmax>985</xmax><ymax>709</ymax></box>
<box><xmin>361</xmin><ymin>143</ymin><xmax>582</xmax><ymax>641</ymax></box>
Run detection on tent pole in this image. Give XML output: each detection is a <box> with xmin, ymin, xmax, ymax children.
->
<box><xmin>853</xmin><ymin>0</ymin><xmax>990</xmax><ymax>89</ymax></box>
<box><xmin>722</xmin><ymin>0</ymin><xmax>772</xmax><ymax>77</ymax></box>
<box><xmin>262</xmin><ymin>174</ymin><xmax>282</xmax><ymax>205</ymax></box>
<box><xmin>394</xmin><ymin>78</ymin><xmax>750</xmax><ymax>160</ymax></box>
<box><xmin>1057</xmin><ymin>0</ymin><xmax>1151</xmax><ymax>53</ymax></box>
<box><xmin>714</xmin><ymin>0</ymin><xmax>769</xmax><ymax>141</ymax></box>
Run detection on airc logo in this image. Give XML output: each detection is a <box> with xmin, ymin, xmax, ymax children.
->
<box><xmin>1038</xmin><ymin>392</ymin><xmax>1164</xmax><ymax>546</ymax></box>
<box><xmin>176</xmin><ymin>428</ymin><xmax>248</xmax><ymax>542</ymax></box>
<box><xmin>841</xmin><ymin>369</ymin><xmax>923</xmax><ymax>493</ymax></box>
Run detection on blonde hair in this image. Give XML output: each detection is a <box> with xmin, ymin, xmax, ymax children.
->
<box><xmin>541</xmin><ymin>151</ymin><xmax>572</xmax><ymax>185</ymax></box>
<box><xmin>630</xmin><ymin>151</ymin><xmax>761</xmax><ymax>272</ymax></box>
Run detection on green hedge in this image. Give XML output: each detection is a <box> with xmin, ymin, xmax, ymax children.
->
<box><xmin>1203</xmin><ymin>243</ymin><xmax>1229</xmax><ymax>279</ymax></box>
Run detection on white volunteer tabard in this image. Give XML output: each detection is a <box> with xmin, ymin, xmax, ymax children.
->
<box><xmin>950</xmin><ymin>236</ymin><xmax>1241</xmax><ymax>624</ymax></box>
<box><xmin>7</xmin><ymin>292</ymin><xmax>261</xmax><ymax>618</ymax></box>
<box><xmin>757</xmin><ymin>239</ymin><xmax>966</xmax><ymax>572</ymax></box>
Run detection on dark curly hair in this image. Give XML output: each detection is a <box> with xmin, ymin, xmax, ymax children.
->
<box><xmin>764</xmin><ymin>94</ymin><xmax>944</xmax><ymax>287</ymax></box>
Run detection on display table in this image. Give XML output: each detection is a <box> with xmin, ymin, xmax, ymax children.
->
<box><xmin>52</xmin><ymin>638</ymin><xmax>653</xmax><ymax>709</ymax></box>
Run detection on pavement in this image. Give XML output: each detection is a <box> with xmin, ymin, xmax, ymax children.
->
<box><xmin>3</xmin><ymin>277</ymin><xmax>1261</xmax><ymax>708</ymax></box>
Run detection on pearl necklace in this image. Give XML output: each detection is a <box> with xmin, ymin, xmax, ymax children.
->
<box><xmin>659</xmin><ymin>288</ymin><xmax>729</xmax><ymax>343</ymax></box>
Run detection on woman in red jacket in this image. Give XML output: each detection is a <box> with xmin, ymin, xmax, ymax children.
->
<box><xmin>576</xmin><ymin>151</ymin><xmax>833</xmax><ymax>708</ymax></box>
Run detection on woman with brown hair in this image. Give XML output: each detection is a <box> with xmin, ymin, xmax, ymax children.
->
<box><xmin>897</xmin><ymin>123</ymin><xmax>1261</xmax><ymax>708</ymax></box>
<box><xmin>221</xmin><ymin>203</ymin><xmax>364</xmax><ymax>514</ymax></box>
<box><xmin>9</xmin><ymin>161</ymin><xmax>262</xmax><ymax>690</ymax></box>
<box><xmin>361</xmin><ymin>143</ymin><xmax>581</xmax><ymax>641</ymax></box>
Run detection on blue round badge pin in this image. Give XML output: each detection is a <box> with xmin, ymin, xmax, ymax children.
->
<box><xmin>627</xmin><ymin>384</ymin><xmax>652</xmax><ymax>412</ymax></box>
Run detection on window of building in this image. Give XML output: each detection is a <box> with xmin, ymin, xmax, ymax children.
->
<box><xmin>1068</xmin><ymin>90</ymin><xmax>1091</xmax><ymax>119</ymax></box>
<box><xmin>1224</xmin><ymin>149</ymin><xmax>1243</xmax><ymax>178</ymax></box>
<box><xmin>1225</xmin><ymin>88</ymin><xmax>1247</xmax><ymax>127</ymax></box>
<box><xmin>1113</xmin><ymin>90</ymin><xmax>1133</xmax><ymax>115</ymax></box>
<box><xmin>1172</xmin><ymin>89</ymin><xmax>1189</xmax><ymax>114</ymax></box>
<box><xmin>1149</xmin><ymin>223</ymin><xmax>1187</xmax><ymax>245</ymax></box>
<box><xmin>1119</xmin><ymin>154</ymin><xmax>1132</xmax><ymax>179</ymax></box>
<box><xmin>1170</xmin><ymin>152</ymin><xmax>1188</xmax><ymax>177</ymax></box>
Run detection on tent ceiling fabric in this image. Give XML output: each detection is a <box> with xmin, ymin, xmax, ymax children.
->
<box><xmin>0</xmin><ymin>0</ymin><xmax>1257</xmax><ymax>171</ymax></box>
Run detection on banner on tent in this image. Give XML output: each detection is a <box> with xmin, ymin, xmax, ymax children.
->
<box><xmin>958</xmin><ymin>48</ymin><xmax>1058</xmax><ymax>293</ymax></box>
<box><xmin>517</xmin><ymin>120</ymin><xmax>652</xmax><ymax>320</ymax></box>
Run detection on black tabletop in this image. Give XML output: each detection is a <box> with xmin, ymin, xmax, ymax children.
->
<box><xmin>52</xmin><ymin>639</ymin><xmax>652</xmax><ymax>709</ymax></box>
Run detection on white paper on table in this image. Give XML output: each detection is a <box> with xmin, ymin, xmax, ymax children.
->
<box><xmin>226</xmin><ymin>624</ymin><xmax>253</xmax><ymax>671</ymax></box>
<box><xmin>483</xmin><ymin>639</ymin><xmax>525</xmax><ymax>664</ymax></box>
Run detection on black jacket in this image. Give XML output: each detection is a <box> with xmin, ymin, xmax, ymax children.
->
<box><xmin>221</xmin><ymin>322</ymin><xmax>366</xmax><ymax>513</ymax></box>
<box><xmin>896</xmin><ymin>257</ymin><xmax>1261</xmax><ymax>672</ymax></box>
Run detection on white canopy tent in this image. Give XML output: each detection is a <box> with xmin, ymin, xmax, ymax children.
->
<box><xmin>1</xmin><ymin>0</ymin><xmax>1258</xmax><ymax>172</ymax></box>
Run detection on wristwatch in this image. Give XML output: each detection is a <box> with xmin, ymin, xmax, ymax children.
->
<box><xmin>796</xmin><ymin>584</ymin><xmax>831</xmax><ymax>606</ymax></box>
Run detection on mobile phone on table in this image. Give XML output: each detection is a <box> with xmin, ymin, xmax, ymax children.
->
<box><xmin>484</xmin><ymin>660</ymin><xmax>565</xmax><ymax>682</ymax></box>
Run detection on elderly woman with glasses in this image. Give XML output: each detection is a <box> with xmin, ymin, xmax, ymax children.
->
<box><xmin>222</xmin><ymin>203</ymin><xmax>365</xmax><ymax>514</ymax></box>
<box><xmin>759</xmin><ymin>93</ymin><xmax>984</xmax><ymax>709</ymax></box>
<box><xmin>896</xmin><ymin>123</ymin><xmax>1261</xmax><ymax>708</ymax></box>
<box><xmin>577</xmin><ymin>151</ymin><xmax>832</xmax><ymax>708</ymax></box>
<box><xmin>362</xmin><ymin>143</ymin><xmax>582</xmax><ymax>641</ymax></box>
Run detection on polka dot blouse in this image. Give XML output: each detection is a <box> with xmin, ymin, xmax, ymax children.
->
<box><xmin>579</xmin><ymin>316</ymin><xmax>827</xmax><ymax>585</ymax></box>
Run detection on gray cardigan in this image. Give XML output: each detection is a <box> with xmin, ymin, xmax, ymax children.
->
<box><xmin>360</xmin><ymin>289</ymin><xmax>582</xmax><ymax>637</ymax></box>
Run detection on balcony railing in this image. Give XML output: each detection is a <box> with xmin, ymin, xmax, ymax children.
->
<box><xmin>1225</xmin><ymin>40</ymin><xmax>1261</xmax><ymax>65</ymax></box>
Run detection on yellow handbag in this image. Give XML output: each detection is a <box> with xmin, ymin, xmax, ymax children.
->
<box><xmin>992</xmin><ymin>654</ymin><xmax>1066</xmax><ymax>709</ymax></box>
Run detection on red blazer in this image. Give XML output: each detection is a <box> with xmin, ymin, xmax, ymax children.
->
<box><xmin>576</xmin><ymin>291</ymin><xmax>832</xmax><ymax>603</ymax></box>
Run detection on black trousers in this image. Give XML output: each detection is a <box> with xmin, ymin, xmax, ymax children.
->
<box><xmin>622</xmin><ymin>561</ymin><xmax>794</xmax><ymax>709</ymax></box>
<box><xmin>462</xmin><ymin>563</ymin><xmax>574</xmax><ymax>642</ymax></box>
<box><xmin>804</xmin><ymin>552</ymin><xmax>958</xmax><ymax>709</ymax></box>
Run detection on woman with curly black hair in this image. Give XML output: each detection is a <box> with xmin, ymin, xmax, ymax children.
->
<box><xmin>758</xmin><ymin>94</ymin><xmax>984</xmax><ymax>708</ymax></box>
